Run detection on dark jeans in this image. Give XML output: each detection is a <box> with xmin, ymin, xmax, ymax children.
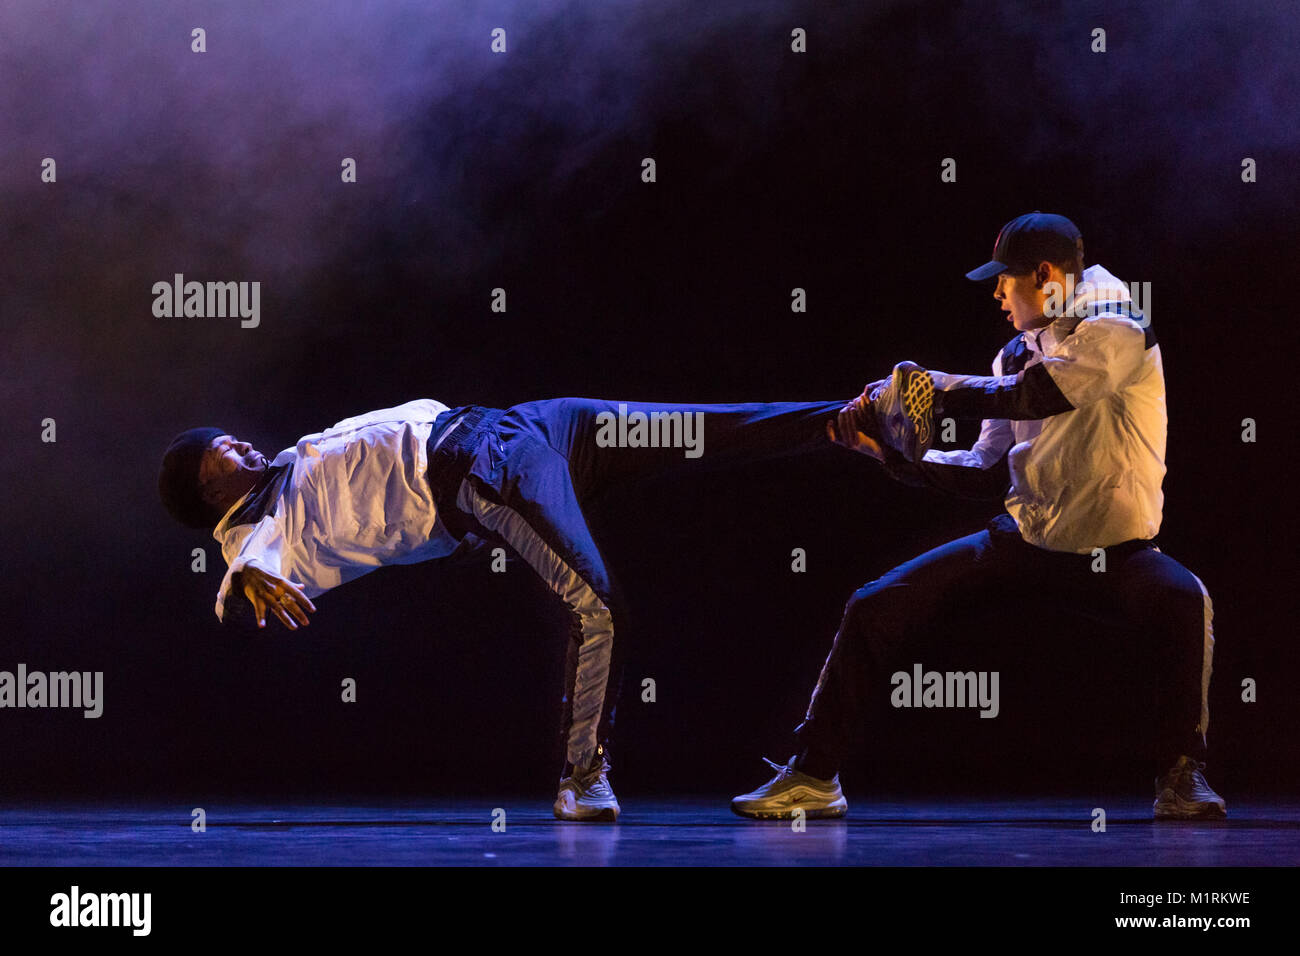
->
<box><xmin>431</xmin><ymin>397</ymin><xmax>846</xmax><ymax>778</ymax></box>
<box><xmin>796</xmin><ymin>512</ymin><xmax>1215</xmax><ymax>778</ymax></box>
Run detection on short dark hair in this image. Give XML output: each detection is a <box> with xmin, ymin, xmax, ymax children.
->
<box><xmin>1011</xmin><ymin>244</ymin><xmax>1084</xmax><ymax>285</ymax></box>
<box><xmin>158</xmin><ymin>427</ymin><xmax>226</xmax><ymax>530</ymax></box>
<box><xmin>1050</xmin><ymin>235</ymin><xmax>1086</xmax><ymax>281</ymax></box>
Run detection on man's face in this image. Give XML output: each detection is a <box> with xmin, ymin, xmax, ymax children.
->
<box><xmin>199</xmin><ymin>434</ymin><xmax>267</xmax><ymax>509</ymax></box>
<box><xmin>993</xmin><ymin>264</ymin><xmax>1055</xmax><ymax>332</ymax></box>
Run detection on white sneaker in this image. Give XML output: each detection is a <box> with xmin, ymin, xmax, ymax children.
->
<box><xmin>731</xmin><ymin>756</ymin><xmax>848</xmax><ymax>819</ymax></box>
<box><xmin>554</xmin><ymin>750</ymin><xmax>621</xmax><ymax>822</ymax></box>
<box><xmin>1153</xmin><ymin>755</ymin><xmax>1226</xmax><ymax>820</ymax></box>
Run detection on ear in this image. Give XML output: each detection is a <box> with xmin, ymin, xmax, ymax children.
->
<box><xmin>199</xmin><ymin>478</ymin><xmax>221</xmax><ymax>506</ymax></box>
<box><xmin>1033</xmin><ymin>261</ymin><xmax>1053</xmax><ymax>288</ymax></box>
<box><xmin>196</xmin><ymin>446</ymin><xmax>220</xmax><ymax>504</ymax></box>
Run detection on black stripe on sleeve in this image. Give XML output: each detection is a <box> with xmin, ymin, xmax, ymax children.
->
<box><xmin>936</xmin><ymin>362</ymin><xmax>1075</xmax><ymax>421</ymax></box>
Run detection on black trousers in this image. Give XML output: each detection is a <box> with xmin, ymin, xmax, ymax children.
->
<box><xmin>796</xmin><ymin>512</ymin><xmax>1215</xmax><ymax>777</ymax></box>
<box><xmin>428</xmin><ymin>397</ymin><xmax>845</xmax><ymax>779</ymax></box>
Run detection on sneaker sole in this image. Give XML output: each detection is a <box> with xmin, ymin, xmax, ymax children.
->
<box><xmin>553</xmin><ymin>805</ymin><xmax>620</xmax><ymax>822</ymax></box>
<box><xmin>1153</xmin><ymin>789</ymin><xmax>1227</xmax><ymax>820</ymax></box>
<box><xmin>730</xmin><ymin>799</ymin><xmax>848</xmax><ymax>821</ymax></box>
<box><xmin>898</xmin><ymin>363</ymin><xmax>934</xmax><ymax>459</ymax></box>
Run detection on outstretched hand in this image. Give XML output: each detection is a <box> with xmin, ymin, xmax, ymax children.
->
<box><xmin>828</xmin><ymin>377</ymin><xmax>889</xmax><ymax>461</ymax></box>
<box><xmin>827</xmin><ymin>417</ymin><xmax>884</xmax><ymax>460</ymax></box>
<box><xmin>237</xmin><ymin>565</ymin><xmax>316</xmax><ymax>630</ymax></box>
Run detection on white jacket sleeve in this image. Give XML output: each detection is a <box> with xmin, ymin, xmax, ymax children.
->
<box><xmin>214</xmin><ymin>514</ymin><xmax>288</xmax><ymax>623</ymax></box>
<box><xmin>1036</xmin><ymin>316</ymin><xmax>1147</xmax><ymax>409</ymax></box>
<box><xmin>923</xmin><ymin>348</ymin><xmax>1014</xmax><ymax>469</ymax></box>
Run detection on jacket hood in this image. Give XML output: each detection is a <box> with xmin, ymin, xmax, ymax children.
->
<box><xmin>1062</xmin><ymin>263</ymin><xmax>1130</xmax><ymax>315</ymax></box>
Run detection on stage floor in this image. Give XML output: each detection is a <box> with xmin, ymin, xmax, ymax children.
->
<box><xmin>1</xmin><ymin>798</ymin><xmax>1294</xmax><ymax>866</ymax></box>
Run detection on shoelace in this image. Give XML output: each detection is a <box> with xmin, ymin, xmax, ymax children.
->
<box><xmin>577</xmin><ymin>757</ymin><xmax>613</xmax><ymax>795</ymax></box>
<box><xmin>1160</xmin><ymin>759</ymin><xmax>1209</xmax><ymax>791</ymax></box>
<box><xmin>761</xmin><ymin>756</ymin><xmax>795</xmax><ymax>780</ymax></box>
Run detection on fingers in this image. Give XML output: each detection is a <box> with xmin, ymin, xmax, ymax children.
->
<box><xmin>260</xmin><ymin>592</ymin><xmax>300</xmax><ymax>630</ymax></box>
<box><xmin>251</xmin><ymin>595</ymin><xmax>297</xmax><ymax>630</ymax></box>
<box><xmin>855</xmin><ymin>432</ymin><xmax>884</xmax><ymax>461</ymax></box>
<box><xmin>249</xmin><ymin>583</ymin><xmax>313</xmax><ymax>630</ymax></box>
<box><xmin>250</xmin><ymin>594</ymin><xmax>268</xmax><ymax>629</ymax></box>
<box><xmin>274</xmin><ymin>603</ymin><xmax>301</xmax><ymax>630</ymax></box>
<box><xmin>277</xmin><ymin>581</ymin><xmax>315</xmax><ymax>625</ymax></box>
<box><xmin>239</xmin><ymin>568</ymin><xmax>316</xmax><ymax>631</ymax></box>
<box><xmin>282</xmin><ymin>596</ymin><xmax>311</xmax><ymax>628</ymax></box>
<box><xmin>286</xmin><ymin>581</ymin><xmax>317</xmax><ymax>614</ymax></box>
<box><xmin>262</xmin><ymin>590</ymin><xmax>305</xmax><ymax>629</ymax></box>
<box><xmin>835</xmin><ymin>404</ymin><xmax>860</xmax><ymax>448</ymax></box>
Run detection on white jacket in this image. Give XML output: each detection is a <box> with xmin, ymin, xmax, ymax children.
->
<box><xmin>211</xmin><ymin>398</ymin><xmax>458</xmax><ymax>621</ymax></box>
<box><xmin>899</xmin><ymin>264</ymin><xmax>1165</xmax><ymax>553</ymax></box>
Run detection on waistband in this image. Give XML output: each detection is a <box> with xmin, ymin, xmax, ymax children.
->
<box><xmin>989</xmin><ymin>511</ymin><xmax>1157</xmax><ymax>558</ymax></box>
<box><xmin>425</xmin><ymin>405</ymin><xmax>506</xmax><ymax>516</ymax></box>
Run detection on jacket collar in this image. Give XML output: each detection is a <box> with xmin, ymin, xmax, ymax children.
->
<box><xmin>1023</xmin><ymin>312</ymin><xmax>1081</xmax><ymax>356</ymax></box>
<box><xmin>212</xmin><ymin>455</ymin><xmax>294</xmax><ymax>537</ymax></box>
<box><xmin>1021</xmin><ymin>263</ymin><xmax>1129</xmax><ymax>355</ymax></box>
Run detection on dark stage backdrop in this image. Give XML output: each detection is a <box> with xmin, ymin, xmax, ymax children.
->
<box><xmin>1</xmin><ymin>0</ymin><xmax>1296</xmax><ymax>800</ymax></box>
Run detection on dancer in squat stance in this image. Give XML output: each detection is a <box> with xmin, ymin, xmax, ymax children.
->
<box><xmin>732</xmin><ymin>212</ymin><xmax>1224</xmax><ymax>821</ymax></box>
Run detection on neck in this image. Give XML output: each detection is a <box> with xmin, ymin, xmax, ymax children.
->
<box><xmin>211</xmin><ymin>471</ymin><xmax>262</xmax><ymax>516</ymax></box>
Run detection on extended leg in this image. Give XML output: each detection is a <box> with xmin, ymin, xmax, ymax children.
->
<box><xmin>454</xmin><ymin>429</ymin><xmax>624</xmax><ymax>820</ymax></box>
<box><xmin>732</xmin><ymin>513</ymin><xmax>1033</xmax><ymax>818</ymax></box>
<box><xmin>795</xmin><ymin>515</ymin><xmax>1029</xmax><ymax>775</ymax></box>
<box><xmin>497</xmin><ymin>397</ymin><xmax>847</xmax><ymax>504</ymax></box>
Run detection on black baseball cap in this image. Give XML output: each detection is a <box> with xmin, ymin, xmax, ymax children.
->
<box><xmin>965</xmin><ymin>211</ymin><xmax>1083</xmax><ymax>281</ymax></box>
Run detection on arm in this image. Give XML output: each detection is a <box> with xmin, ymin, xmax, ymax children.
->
<box><xmin>933</xmin><ymin>317</ymin><xmax>1148</xmax><ymax>421</ymax></box>
<box><xmin>876</xmin><ymin>416</ymin><xmax>1013</xmax><ymax>501</ymax></box>
<box><xmin>836</xmin><ymin>353</ymin><xmax>1013</xmax><ymax>500</ymax></box>
<box><xmin>215</xmin><ymin>515</ymin><xmax>315</xmax><ymax>630</ymax></box>
<box><xmin>832</xmin><ymin>405</ymin><xmax>1012</xmax><ymax>501</ymax></box>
